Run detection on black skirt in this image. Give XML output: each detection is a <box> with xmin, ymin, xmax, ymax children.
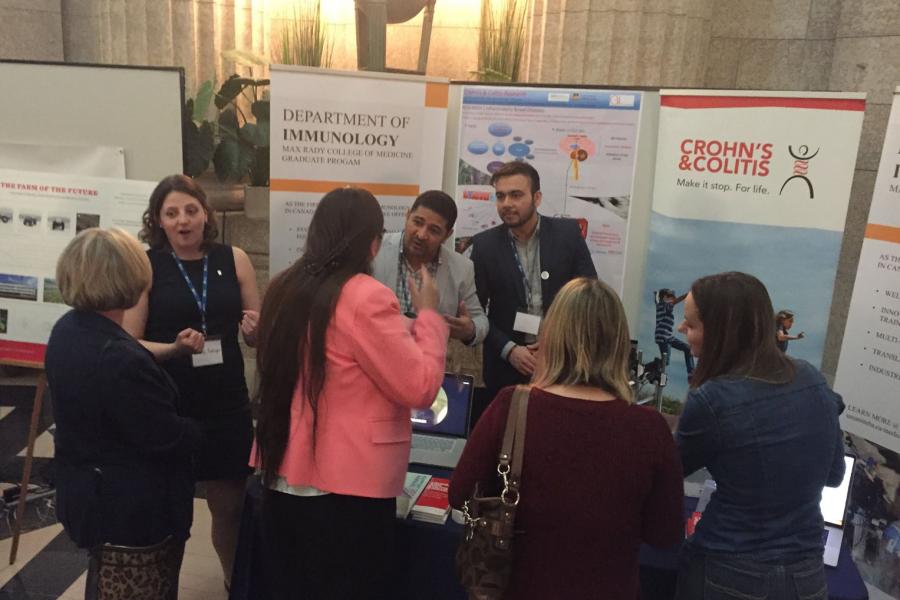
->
<box><xmin>193</xmin><ymin>407</ymin><xmax>253</xmax><ymax>481</ymax></box>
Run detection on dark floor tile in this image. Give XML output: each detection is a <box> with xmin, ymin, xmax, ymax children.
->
<box><xmin>0</xmin><ymin>530</ymin><xmax>86</xmax><ymax>599</ymax></box>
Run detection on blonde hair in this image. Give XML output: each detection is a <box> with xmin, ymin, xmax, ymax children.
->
<box><xmin>532</xmin><ymin>277</ymin><xmax>633</xmax><ymax>401</ymax></box>
<box><xmin>56</xmin><ymin>228</ymin><xmax>151</xmax><ymax>311</ymax></box>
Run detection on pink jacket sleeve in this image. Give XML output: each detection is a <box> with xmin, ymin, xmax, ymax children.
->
<box><xmin>350</xmin><ymin>282</ymin><xmax>449</xmax><ymax>409</ymax></box>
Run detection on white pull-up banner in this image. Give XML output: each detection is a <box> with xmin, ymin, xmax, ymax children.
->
<box><xmin>638</xmin><ymin>90</ymin><xmax>865</xmax><ymax>401</ymax></box>
<box><xmin>836</xmin><ymin>87</ymin><xmax>900</xmax><ymax>452</ymax></box>
<box><xmin>268</xmin><ymin>66</ymin><xmax>449</xmax><ymax>275</ymax></box>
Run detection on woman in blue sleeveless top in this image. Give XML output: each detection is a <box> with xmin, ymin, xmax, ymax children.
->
<box><xmin>124</xmin><ymin>175</ymin><xmax>260</xmax><ymax>590</ymax></box>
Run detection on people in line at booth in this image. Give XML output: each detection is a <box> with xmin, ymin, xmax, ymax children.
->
<box><xmin>449</xmin><ymin>277</ymin><xmax>684</xmax><ymax>599</ymax></box>
<box><xmin>123</xmin><ymin>174</ymin><xmax>260</xmax><ymax>590</ymax></box>
<box><xmin>251</xmin><ymin>187</ymin><xmax>448</xmax><ymax>599</ymax></box>
<box><xmin>372</xmin><ymin>189</ymin><xmax>488</xmax><ymax>346</ymax></box>
<box><xmin>46</xmin><ymin>228</ymin><xmax>199</xmax><ymax>599</ymax></box>
<box><xmin>776</xmin><ymin>308</ymin><xmax>805</xmax><ymax>352</ymax></box>
<box><xmin>674</xmin><ymin>272</ymin><xmax>845</xmax><ymax>600</ymax></box>
<box><xmin>470</xmin><ymin>161</ymin><xmax>597</xmax><ymax>397</ymax></box>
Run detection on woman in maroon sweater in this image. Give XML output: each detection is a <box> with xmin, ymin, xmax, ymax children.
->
<box><xmin>450</xmin><ymin>277</ymin><xmax>684</xmax><ymax>599</ymax></box>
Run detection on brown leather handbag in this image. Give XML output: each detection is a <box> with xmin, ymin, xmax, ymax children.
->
<box><xmin>455</xmin><ymin>385</ymin><xmax>530</xmax><ymax>600</ymax></box>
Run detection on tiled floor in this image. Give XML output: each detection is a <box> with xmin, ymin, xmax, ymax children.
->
<box><xmin>0</xmin><ymin>370</ymin><xmax>228</xmax><ymax>599</ymax></box>
<box><xmin>1</xmin><ymin>499</ymin><xmax>229</xmax><ymax>600</ymax></box>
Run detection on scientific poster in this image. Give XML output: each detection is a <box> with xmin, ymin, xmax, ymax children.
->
<box><xmin>455</xmin><ymin>86</ymin><xmax>643</xmax><ymax>293</ymax></box>
<box><xmin>836</xmin><ymin>87</ymin><xmax>900</xmax><ymax>453</ymax></box>
<box><xmin>638</xmin><ymin>90</ymin><xmax>865</xmax><ymax>404</ymax></box>
<box><xmin>0</xmin><ymin>169</ymin><xmax>154</xmax><ymax>364</ymax></box>
<box><xmin>268</xmin><ymin>66</ymin><xmax>448</xmax><ymax>275</ymax></box>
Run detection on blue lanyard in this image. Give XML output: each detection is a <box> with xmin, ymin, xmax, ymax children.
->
<box><xmin>171</xmin><ymin>252</ymin><xmax>208</xmax><ymax>335</ymax></box>
<box><xmin>396</xmin><ymin>235</ymin><xmax>438</xmax><ymax>316</ymax></box>
<box><xmin>508</xmin><ymin>236</ymin><xmax>536</xmax><ymax>307</ymax></box>
<box><xmin>396</xmin><ymin>242</ymin><xmax>413</xmax><ymax>314</ymax></box>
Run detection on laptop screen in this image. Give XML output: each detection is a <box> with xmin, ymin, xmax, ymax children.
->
<box><xmin>411</xmin><ymin>373</ymin><xmax>473</xmax><ymax>438</ymax></box>
<box><xmin>820</xmin><ymin>455</ymin><xmax>855</xmax><ymax>528</ymax></box>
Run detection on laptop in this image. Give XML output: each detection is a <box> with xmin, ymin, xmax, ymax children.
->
<box><xmin>821</xmin><ymin>454</ymin><xmax>856</xmax><ymax>567</ymax></box>
<box><xmin>409</xmin><ymin>373</ymin><xmax>474</xmax><ymax>468</ymax></box>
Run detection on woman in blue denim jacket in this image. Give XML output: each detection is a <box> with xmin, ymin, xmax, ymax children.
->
<box><xmin>674</xmin><ymin>272</ymin><xmax>845</xmax><ymax>600</ymax></box>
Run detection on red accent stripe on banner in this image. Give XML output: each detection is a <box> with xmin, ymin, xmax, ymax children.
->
<box><xmin>661</xmin><ymin>95</ymin><xmax>866</xmax><ymax>111</ymax></box>
<box><xmin>0</xmin><ymin>340</ymin><xmax>46</xmax><ymax>367</ymax></box>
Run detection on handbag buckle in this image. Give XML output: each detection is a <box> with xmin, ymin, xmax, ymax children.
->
<box><xmin>461</xmin><ymin>500</ymin><xmax>478</xmax><ymax>541</ymax></box>
<box><xmin>500</xmin><ymin>487</ymin><xmax>520</xmax><ymax>506</ymax></box>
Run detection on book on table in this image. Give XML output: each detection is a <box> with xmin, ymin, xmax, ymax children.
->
<box><xmin>411</xmin><ymin>477</ymin><xmax>451</xmax><ymax>524</ymax></box>
<box><xmin>396</xmin><ymin>472</ymin><xmax>432</xmax><ymax>519</ymax></box>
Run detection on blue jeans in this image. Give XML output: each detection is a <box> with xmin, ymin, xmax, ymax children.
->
<box><xmin>675</xmin><ymin>545</ymin><xmax>827</xmax><ymax>600</ymax></box>
<box><xmin>658</xmin><ymin>338</ymin><xmax>694</xmax><ymax>375</ymax></box>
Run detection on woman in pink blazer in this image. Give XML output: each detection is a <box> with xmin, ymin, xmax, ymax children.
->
<box><xmin>253</xmin><ymin>187</ymin><xmax>448</xmax><ymax>599</ymax></box>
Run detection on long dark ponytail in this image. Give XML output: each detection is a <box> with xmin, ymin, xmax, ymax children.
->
<box><xmin>254</xmin><ymin>187</ymin><xmax>384</xmax><ymax>486</ymax></box>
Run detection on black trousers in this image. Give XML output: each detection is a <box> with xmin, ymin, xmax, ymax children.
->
<box><xmin>261</xmin><ymin>489</ymin><xmax>396</xmax><ymax>600</ymax></box>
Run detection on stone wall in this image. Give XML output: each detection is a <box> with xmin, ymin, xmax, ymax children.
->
<box><xmin>0</xmin><ymin>0</ymin><xmax>63</xmax><ymax>61</ymax></box>
<box><xmin>699</xmin><ymin>0</ymin><xmax>900</xmax><ymax>379</ymax></box>
<box><xmin>526</xmin><ymin>0</ymin><xmax>715</xmax><ymax>87</ymax></box>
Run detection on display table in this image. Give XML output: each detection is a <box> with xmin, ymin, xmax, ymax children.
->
<box><xmin>227</xmin><ymin>467</ymin><xmax>466</xmax><ymax>600</ymax></box>
<box><xmin>638</xmin><ymin>496</ymin><xmax>868</xmax><ymax>600</ymax></box>
<box><xmin>229</xmin><ymin>473</ymin><xmax>867</xmax><ymax>600</ymax></box>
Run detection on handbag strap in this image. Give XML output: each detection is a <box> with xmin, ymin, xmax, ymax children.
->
<box><xmin>497</xmin><ymin>385</ymin><xmax>530</xmax><ymax>506</ymax></box>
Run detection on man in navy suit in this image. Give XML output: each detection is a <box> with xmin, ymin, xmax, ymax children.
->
<box><xmin>471</xmin><ymin>161</ymin><xmax>597</xmax><ymax>396</ymax></box>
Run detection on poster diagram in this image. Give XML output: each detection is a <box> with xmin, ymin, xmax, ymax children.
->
<box><xmin>0</xmin><ymin>169</ymin><xmax>154</xmax><ymax>364</ymax></box>
<box><xmin>455</xmin><ymin>86</ymin><xmax>643</xmax><ymax>293</ymax></box>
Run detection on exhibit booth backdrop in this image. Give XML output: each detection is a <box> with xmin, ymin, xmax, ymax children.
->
<box><xmin>451</xmin><ymin>85</ymin><xmax>644</xmax><ymax>295</ymax></box>
<box><xmin>638</xmin><ymin>90</ymin><xmax>866</xmax><ymax>403</ymax></box>
<box><xmin>836</xmin><ymin>87</ymin><xmax>900</xmax><ymax>454</ymax></box>
<box><xmin>440</xmin><ymin>83</ymin><xmax>660</xmax><ymax>328</ymax></box>
<box><xmin>834</xmin><ymin>86</ymin><xmax>900</xmax><ymax>600</ymax></box>
<box><xmin>268</xmin><ymin>65</ymin><xmax>449</xmax><ymax>276</ymax></box>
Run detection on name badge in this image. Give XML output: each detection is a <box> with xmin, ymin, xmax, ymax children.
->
<box><xmin>513</xmin><ymin>312</ymin><xmax>541</xmax><ymax>336</ymax></box>
<box><xmin>192</xmin><ymin>337</ymin><xmax>223</xmax><ymax>367</ymax></box>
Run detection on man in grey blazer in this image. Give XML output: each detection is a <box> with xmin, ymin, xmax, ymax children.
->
<box><xmin>373</xmin><ymin>190</ymin><xmax>488</xmax><ymax>346</ymax></box>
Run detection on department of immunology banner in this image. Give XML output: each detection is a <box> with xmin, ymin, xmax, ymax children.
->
<box><xmin>268</xmin><ymin>66</ymin><xmax>448</xmax><ymax>275</ymax></box>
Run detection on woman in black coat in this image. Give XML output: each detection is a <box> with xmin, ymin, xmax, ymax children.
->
<box><xmin>45</xmin><ymin>228</ymin><xmax>199</xmax><ymax>599</ymax></box>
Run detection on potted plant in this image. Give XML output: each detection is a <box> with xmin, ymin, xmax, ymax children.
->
<box><xmin>474</xmin><ymin>0</ymin><xmax>528</xmax><ymax>82</ymax></box>
<box><xmin>278</xmin><ymin>0</ymin><xmax>333</xmax><ymax>68</ymax></box>
<box><xmin>181</xmin><ymin>62</ymin><xmax>270</xmax><ymax>216</ymax></box>
<box><xmin>212</xmin><ymin>72</ymin><xmax>270</xmax><ymax>188</ymax></box>
<box><xmin>183</xmin><ymin>79</ymin><xmax>216</xmax><ymax>179</ymax></box>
